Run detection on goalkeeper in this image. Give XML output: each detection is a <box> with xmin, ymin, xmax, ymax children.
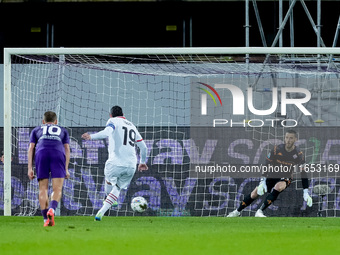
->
<box><xmin>227</xmin><ymin>129</ymin><xmax>312</xmax><ymax>217</ymax></box>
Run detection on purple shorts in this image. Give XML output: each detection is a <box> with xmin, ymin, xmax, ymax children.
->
<box><xmin>35</xmin><ymin>149</ymin><xmax>66</xmax><ymax>180</ymax></box>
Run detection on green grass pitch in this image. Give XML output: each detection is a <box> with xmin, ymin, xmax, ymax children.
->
<box><xmin>0</xmin><ymin>216</ymin><xmax>339</xmax><ymax>255</ymax></box>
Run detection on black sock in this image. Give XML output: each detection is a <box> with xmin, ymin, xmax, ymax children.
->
<box><xmin>237</xmin><ymin>194</ymin><xmax>255</xmax><ymax>212</ymax></box>
<box><xmin>260</xmin><ymin>189</ymin><xmax>280</xmax><ymax>211</ymax></box>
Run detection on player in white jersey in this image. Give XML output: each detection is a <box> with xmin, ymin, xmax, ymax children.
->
<box><xmin>82</xmin><ymin>106</ymin><xmax>148</xmax><ymax>221</ymax></box>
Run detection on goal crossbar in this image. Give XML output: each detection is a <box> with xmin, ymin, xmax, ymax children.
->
<box><xmin>4</xmin><ymin>47</ymin><xmax>340</xmax><ymax>56</ymax></box>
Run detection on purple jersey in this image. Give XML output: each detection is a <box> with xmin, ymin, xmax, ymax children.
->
<box><xmin>30</xmin><ymin>124</ymin><xmax>69</xmax><ymax>180</ymax></box>
<box><xmin>29</xmin><ymin>124</ymin><xmax>70</xmax><ymax>154</ymax></box>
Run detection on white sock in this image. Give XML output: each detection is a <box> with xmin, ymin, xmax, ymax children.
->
<box><xmin>105</xmin><ymin>182</ymin><xmax>112</xmax><ymax>196</ymax></box>
<box><xmin>98</xmin><ymin>185</ymin><xmax>120</xmax><ymax>215</ymax></box>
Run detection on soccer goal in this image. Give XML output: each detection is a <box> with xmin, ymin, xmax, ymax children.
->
<box><xmin>3</xmin><ymin>47</ymin><xmax>340</xmax><ymax>217</ymax></box>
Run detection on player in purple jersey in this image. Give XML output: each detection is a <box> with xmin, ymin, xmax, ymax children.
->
<box><xmin>27</xmin><ymin>111</ymin><xmax>70</xmax><ymax>227</ymax></box>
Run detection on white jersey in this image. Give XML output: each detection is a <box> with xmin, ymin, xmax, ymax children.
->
<box><xmin>91</xmin><ymin>116</ymin><xmax>145</xmax><ymax>168</ymax></box>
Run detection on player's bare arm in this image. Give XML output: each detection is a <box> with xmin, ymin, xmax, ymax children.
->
<box><xmin>27</xmin><ymin>142</ymin><xmax>36</xmax><ymax>180</ymax></box>
<box><xmin>64</xmin><ymin>143</ymin><xmax>71</xmax><ymax>179</ymax></box>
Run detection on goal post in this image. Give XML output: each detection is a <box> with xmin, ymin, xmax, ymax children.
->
<box><xmin>3</xmin><ymin>47</ymin><xmax>340</xmax><ymax>217</ymax></box>
<box><xmin>3</xmin><ymin>49</ymin><xmax>12</xmax><ymax>216</ymax></box>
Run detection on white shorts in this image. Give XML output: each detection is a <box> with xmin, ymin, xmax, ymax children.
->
<box><xmin>104</xmin><ymin>161</ymin><xmax>136</xmax><ymax>189</ymax></box>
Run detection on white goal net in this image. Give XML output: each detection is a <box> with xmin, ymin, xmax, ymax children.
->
<box><xmin>2</xmin><ymin>47</ymin><xmax>340</xmax><ymax>217</ymax></box>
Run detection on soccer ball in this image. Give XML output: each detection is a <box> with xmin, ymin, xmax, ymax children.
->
<box><xmin>131</xmin><ymin>196</ymin><xmax>148</xmax><ymax>213</ymax></box>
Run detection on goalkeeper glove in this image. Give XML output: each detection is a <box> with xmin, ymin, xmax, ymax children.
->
<box><xmin>257</xmin><ymin>177</ymin><xmax>267</xmax><ymax>196</ymax></box>
<box><xmin>303</xmin><ymin>189</ymin><xmax>313</xmax><ymax>207</ymax></box>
